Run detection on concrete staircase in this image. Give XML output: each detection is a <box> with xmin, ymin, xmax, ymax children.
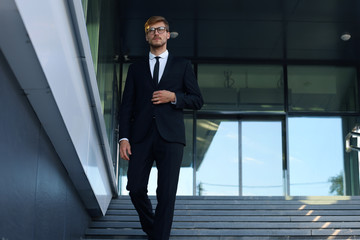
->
<box><xmin>83</xmin><ymin>196</ymin><xmax>360</xmax><ymax>239</ymax></box>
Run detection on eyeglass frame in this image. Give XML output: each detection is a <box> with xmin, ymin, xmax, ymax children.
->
<box><xmin>146</xmin><ymin>26</ymin><xmax>168</xmax><ymax>35</ymax></box>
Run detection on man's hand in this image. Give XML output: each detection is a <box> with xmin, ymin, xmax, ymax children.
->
<box><xmin>119</xmin><ymin>140</ymin><xmax>131</xmax><ymax>161</ymax></box>
<box><xmin>152</xmin><ymin>90</ymin><xmax>176</xmax><ymax>104</ymax></box>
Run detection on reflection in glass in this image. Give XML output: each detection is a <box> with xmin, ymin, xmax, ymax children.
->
<box><xmin>288</xmin><ymin>66</ymin><xmax>358</xmax><ymax>112</ymax></box>
<box><xmin>288</xmin><ymin>117</ymin><xmax>344</xmax><ymax>196</ymax></box>
<box><xmin>121</xmin><ymin>64</ymin><xmax>129</xmax><ymax>93</ymax></box>
<box><xmin>346</xmin><ymin>118</ymin><xmax>360</xmax><ymax>195</ymax></box>
<box><xmin>198</xmin><ymin>65</ymin><xmax>284</xmax><ymax>112</ymax></box>
<box><xmin>119</xmin><ymin>158</ymin><xmax>128</xmax><ymax>195</ymax></box>
<box><xmin>196</xmin><ymin>120</ymin><xmax>239</xmax><ymax>195</ymax></box>
<box><xmin>177</xmin><ymin>116</ymin><xmax>194</xmax><ymax>195</ymax></box>
<box><xmin>84</xmin><ymin>0</ymin><xmax>119</xmax><ymax>169</ymax></box>
<box><xmin>242</xmin><ymin>121</ymin><xmax>283</xmax><ymax>196</ymax></box>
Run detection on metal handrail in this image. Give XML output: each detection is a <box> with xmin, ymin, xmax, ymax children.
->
<box><xmin>345</xmin><ymin>132</ymin><xmax>360</xmax><ymax>153</ymax></box>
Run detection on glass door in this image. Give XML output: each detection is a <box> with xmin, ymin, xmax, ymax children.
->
<box><xmin>241</xmin><ymin>121</ymin><xmax>283</xmax><ymax>196</ymax></box>
<box><xmin>196</xmin><ymin>119</ymin><xmax>240</xmax><ymax>195</ymax></box>
<box><xmin>196</xmin><ymin>118</ymin><xmax>284</xmax><ymax>196</ymax></box>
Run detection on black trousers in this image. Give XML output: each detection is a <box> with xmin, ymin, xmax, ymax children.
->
<box><xmin>126</xmin><ymin>120</ymin><xmax>184</xmax><ymax>240</ymax></box>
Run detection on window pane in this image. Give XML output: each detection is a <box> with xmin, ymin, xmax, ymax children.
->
<box><xmin>119</xmin><ymin>157</ymin><xmax>129</xmax><ymax>195</ymax></box>
<box><xmin>177</xmin><ymin>116</ymin><xmax>194</xmax><ymax>195</ymax></box>
<box><xmin>288</xmin><ymin>66</ymin><xmax>358</xmax><ymax>112</ymax></box>
<box><xmin>121</xmin><ymin>63</ymin><xmax>130</xmax><ymax>93</ymax></box>
<box><xmin>196</xmin><ymin>120</ymin><xmax>239</xmax><ymax>196</ymax></box>
<box><xmin>242</xmin><ymin>121</ymin><xmax>283</xmax><ymax>196</ymax></box>
<box><xmin>288</xmin><ymin>117</ymin><xmax>344</xmax><ymax>196</ymax></box>
<box><xmin>196</xmin><ymin>120</ymin><xmax>239</xmax><ymax>195</ymax></box>
<box><xmin>342</xmin><ymin>117</ymin><xmax>360</xmax><ymax>196</ymax></box>
<box><xmin>198</xmin><ymin>65</ymin><xmax>284</xmax><ymax>112</ymax></box>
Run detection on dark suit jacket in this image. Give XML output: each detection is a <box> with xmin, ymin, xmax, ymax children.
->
<box><xmin>119</xmin><ymin>54</ymin><xmax>203</xmax><ymax>145</ymax></box>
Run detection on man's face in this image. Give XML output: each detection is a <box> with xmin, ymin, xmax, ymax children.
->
<box><xmin>145</xmin><ymin>22</ymin><xmax>170</xmax><ymax>48</ymax></box>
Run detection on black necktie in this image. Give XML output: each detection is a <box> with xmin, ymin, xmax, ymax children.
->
<box><xmin>153</xmin><ymin>56</ymin><xmax>160</xmax><ymax>86</ymax></box>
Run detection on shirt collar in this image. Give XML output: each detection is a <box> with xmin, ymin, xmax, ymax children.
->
<box><xmin>149</xmin><ymin>50</ymin><xmax>169</xmax><ymax>60</ymax></box>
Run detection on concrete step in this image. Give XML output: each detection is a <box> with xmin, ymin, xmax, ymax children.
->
<box><xmin>89</xmin><ymin>221</ymin><xmax>360</xmax><ymax>229</ymax></box>
<box><xmin>83</xmin><ymin>196</ymin><xmax>360</xmax><ymax>239</ymax></box>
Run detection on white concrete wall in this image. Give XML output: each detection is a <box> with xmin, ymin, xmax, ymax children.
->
<box><xmin>0</xmin><ymin>0</ymin><xmax>116</xmax><ymax>215</ymax></box>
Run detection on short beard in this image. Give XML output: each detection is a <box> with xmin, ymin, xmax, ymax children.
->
<box><xmin>150</xmin><ymin>41</ymin><xmax>166</xmax><ymax>49</ymax></box>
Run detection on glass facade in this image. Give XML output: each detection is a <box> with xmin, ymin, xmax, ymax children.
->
<box><xmin>178</xmin><ymin>117</ymin><xmax>195</xmax><ymax>195</ymax></box>
<box><xmin>117</xmin><ymin>63</ymin><xmax>360</xmax><ymax>196</ymax></box>
<box><xmin>288</xmin><ymin>117</ymin><xmax>344</xmax><ymax>195</ymax></box>
<box><xmin>82</xmin><ymin>1</ymin><xmax>360</xmax><ymax>197</ymax></box>
<box><xmin>195</xmin><ymin>119</ymin><xmax>283</xmax><ymax>196</ymax></box>
<box><xmin>82</xmin><ymin>0</ymin><xmax>120</xmax><ymax>179</ymax></box>
<box><xmin>198</xmin><ymin>64</ymin><xmax>284</xmax><ymax>112</ymax></box>
<box><xmin>196</xmin><ymin>119</ymin><xmax>240</xmax><ymax>196</ymax></box>
<box><xmin>241</xmin><ymin>121</ymin><xmax>283</xmax><ymax>196</ymax></box>
<box><xmin>288</xmin><ymin>66</ymin><xmax>358</xmax><ymax>112</ymax></box>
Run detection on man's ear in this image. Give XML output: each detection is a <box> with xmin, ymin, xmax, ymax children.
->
<box><xmin>167</xmin><ymin>32</ymin><xmax>170</xmax><ymax>39</ymax></box>
<box><xmin>145</xmin><ymin>35</ymin><xmax>149</xmax><ymax>42</ymax></box>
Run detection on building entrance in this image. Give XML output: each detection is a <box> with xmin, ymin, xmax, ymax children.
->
<box><xmin>195</xmin><ymin>118</ymin><xmax>283</xmax><ymax>196</ymax></box>
<box><xmin>119</xmin><ymin>115</ymin><xmax>356</xmax><ymax>196</ymax></box>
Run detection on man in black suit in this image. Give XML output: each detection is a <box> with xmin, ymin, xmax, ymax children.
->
<box><xmin>118</xmin><ymin>16</ymin><xmax>203</xmax><ymax>240</ymax></box>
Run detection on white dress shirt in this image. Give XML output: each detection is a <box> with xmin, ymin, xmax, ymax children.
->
<box><xmin>149</xmin><ymin>50</ymin><xmax>169</xmax><ymax>83</ymax></box>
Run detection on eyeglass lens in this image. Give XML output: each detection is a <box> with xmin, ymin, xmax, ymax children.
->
<box><xmin>148</xmin><ymin>27</ymin><xmax>166</xmax><ymax>34</ymax></box>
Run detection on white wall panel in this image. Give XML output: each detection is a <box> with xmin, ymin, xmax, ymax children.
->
<box><xmin>15</xmin><ymin>0</ymin><xmax>92</xmax><ymax>161</ymax></box>
<box><xmin>0</xmin><ymin>0</ymin><xmax>116</xmax><ymax>215</ymax></box>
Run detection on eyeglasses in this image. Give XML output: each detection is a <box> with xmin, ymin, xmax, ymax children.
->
<box><xmin>147</xmin><ymin>26</ymin><xmax>167</xmax><ymax>35</ymax></box>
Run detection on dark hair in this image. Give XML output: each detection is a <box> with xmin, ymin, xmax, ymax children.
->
<box><xmin>144</xmin><ymin>16</ymin><xmax>169</xmax><ymax>33</ymax></box>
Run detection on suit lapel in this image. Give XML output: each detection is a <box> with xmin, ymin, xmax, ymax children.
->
<box><xmin>143</xmin><ymin>58</ymin><xmax>156</xmax><ymax>88</ymax></box>
<box><xmin>158</xmin><ymin>54</ymin><xmax>173</xmax><ymax>86</ymax></box>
